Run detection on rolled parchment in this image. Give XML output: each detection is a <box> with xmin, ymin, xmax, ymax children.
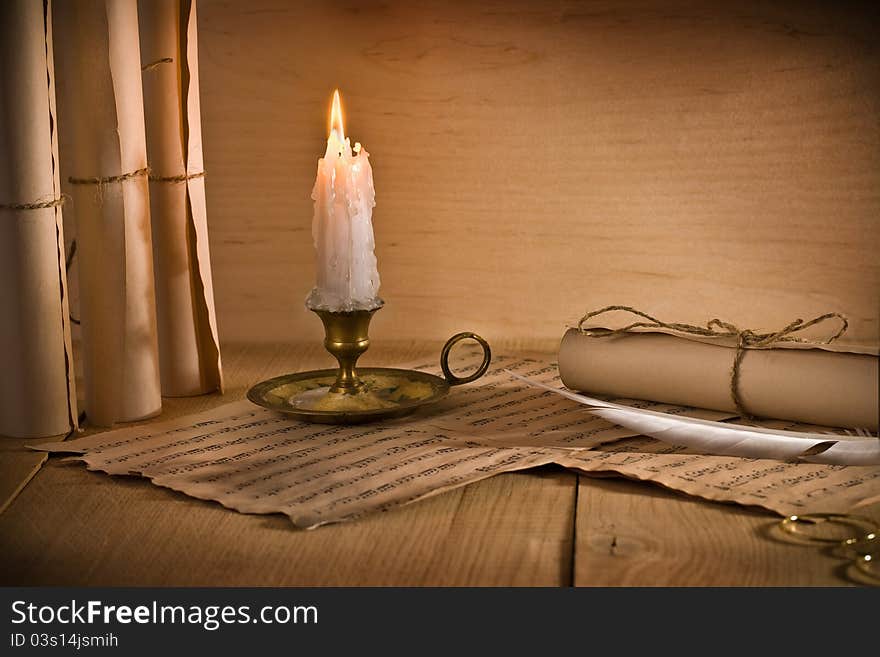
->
<box><xmin>0</xmin><ymin>0</ymin><xmax>77</xmax><ymax>438</ymax></box>
<box><xmin>139</xmin><ymin>0</ymin><xmax>222</xmax><ymax>396</ymax></box>
<box><xmin>558</xmin><ymin>328</ymin><xmax>878</xmax><ymax>430</ymax></box>
<box><xmin>53</xmin><ymin>0</ymin><xmax>161</xmax><ymax>426</ymax></box>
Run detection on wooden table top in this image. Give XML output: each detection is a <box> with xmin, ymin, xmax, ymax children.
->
<box><xmin>1</xmin><ymin>342</ymin><xmax>875</xmax><ymax>586</ymax></box>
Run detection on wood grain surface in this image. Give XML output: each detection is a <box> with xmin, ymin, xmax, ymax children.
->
<box><xmin>0</xmin><ymin>458</ymin><xmax>575</xmax><ymax>586</ymax></box>
<box><xmin>0</xmin><ymin>439</ymin><xmax>46</xmax><ymax>515</ymax></box>
<box><xmin>154</xmin><ymin>0</ymin><xmax>880</xmax><ymax>348</ymax></box>
<box><xmin>574</xmin><ymin>476</ymin><xmax>880</xmax><ymax>586</ymax></box>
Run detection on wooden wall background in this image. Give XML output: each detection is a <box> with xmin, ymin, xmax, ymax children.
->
<box><xmin>91</xmin><ymin>0</ymin><xmax>880</xmax><ymax>347</ymax></box>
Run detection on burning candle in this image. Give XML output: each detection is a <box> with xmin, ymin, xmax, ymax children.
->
<box><xmin>307</xmin><ymin>90</ymin><xmax>381</xmax><ymax>311</ymax></box>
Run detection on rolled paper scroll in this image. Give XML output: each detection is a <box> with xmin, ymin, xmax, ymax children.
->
<box><xmin>53</xmin><ymin>0</ymin><xmax>161</xmax><ymax>425</ymax></box>
<box><xmin>0</xmin><ymin>0</ymin><xmax>77</xmax><ymax>438</ymax></box>
<box><xmin>138</xmin><ymin>0</ymin><xmax>222</xmax><ymax>396</ymax></box>
<box><xmin>558</xmin><ymin>315</ymin><xmax>878</xmax><ymax>430</ymax></box>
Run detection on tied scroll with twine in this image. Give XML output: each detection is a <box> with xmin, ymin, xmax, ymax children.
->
<box><xmin>556</xmin><ymin>305</ymin><xmax>878</xmax><ymax>430</ymax></box>
<box><xmin>138</xmin><ymin>0</ymin><xmax>223</xmax><ymax>398</ymax></box>
<box><xmin>53</xmin><ymin>0</ymin><xmax>163</xmax><ymax>426</ymax></box>
<box><xmin>577</xmin><ymin>305</ymin><xmax>849</xmax><ymax>420</ymax></box>
<box><xmin>0</xmin><ymin>0</ymin><xmax>78</xmax><ymax>438</ymax></box>
<box><xmin>505</xmin><ymin>304</ymin><xmax>879</xmax><ymax>466</ymax></box>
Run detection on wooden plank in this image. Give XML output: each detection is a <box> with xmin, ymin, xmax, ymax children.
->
<box><xmin>573</xmin><ymin>476</ymin><xmax>880</xmax><ymax>586</ymax></box>
<box><xmin>0</xmin><ymin>462</ymin><xmax>575</xmax><ymax>586</ymax></box>
<box><xmin>64</xmin><ymin>0</ymin><xmax>877</xmax><ymax>347</ymax></box>
<box><xmin>0</xmin><ymin>439</ymin><xmax>47</xmax><ymax>515</ymax></box>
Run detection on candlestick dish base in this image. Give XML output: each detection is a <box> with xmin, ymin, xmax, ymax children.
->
<box><xmin>247</xmin><ymin>366</ymin><xmax>455</xmax><ymax>424</ymax></box>
<box><xmin>247</xmin><ymin>303</ymin><xmax>491</xmax><ymax>423</ymax></box>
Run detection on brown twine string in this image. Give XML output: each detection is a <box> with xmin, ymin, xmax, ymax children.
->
<box><xmin>0</xmin><ymin>195</ymin><xmax>66</xmax><ymax>211</ymax></box>
<box><xmin>68</xmin><ymin>167</ymin><xmax>150</xmax><ymax>186</ymax></box>
<box><xmin>141</xmin><ymin>57</ymin><xmax>173</xmax><ymax>72</ymax></box>
<box><xmin>149</xmin><ymin>171</ymin><xmax>206</xmax><ymax>183</ymax></box>
<box><xmin>577</xmin><ymin>305</ymin><xmax>848</xmax><ymax>419</ymax></box>
<box><xmin>68</xmin><ymin>167</ymin><xmax>150</xmax><ymax>203</ymax></box>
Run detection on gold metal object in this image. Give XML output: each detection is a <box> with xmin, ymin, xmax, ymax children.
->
<box><xmin>247</xmin><ymin>303</ymin><xmax>491</xmax><ymax>424</ymax></box>
<box><xmin>440</xmin><ymin>332</ymin><xmax>491</xmax><ymax>385</ymax></box>
<box><xmin>312</xmin><ymin>305</ymin><xmax>381</xmax><ymax>393</ymax></box>
<box><xmin>842</xmin><ymin>531</ymin><xmax>878</xmax><ymax>556</ymax></box>
<box><xmin>775</xmin><ymin>513</ymin><xmax>880</xmax><ymax>586</ymax></box>
<box><xmin>778</xmin><ymin>513</ymin><xmax>878</xmax><ymax>545</ymax></box>
<box><xmin>852</xmin><ymin>553</ymin><xmax>880</xmax><ymax>585</ymax></box>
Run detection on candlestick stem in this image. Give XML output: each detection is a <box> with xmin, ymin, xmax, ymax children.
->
<box><xmin>311</xmin><ymin>303</ymin><xmax>382</xmax><ymax>394</ymax></box>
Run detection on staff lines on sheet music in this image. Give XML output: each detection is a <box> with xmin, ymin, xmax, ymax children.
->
<box><xmin>222</xmin><ymin>435</ymin><xmax>455</xmax><ymax>497</ymax></box>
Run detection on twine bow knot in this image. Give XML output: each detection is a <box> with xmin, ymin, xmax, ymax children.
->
<box><xmin>577</xmin><ymin>305</ymin><xmax>848</xmax><ymax>419</ymax></box>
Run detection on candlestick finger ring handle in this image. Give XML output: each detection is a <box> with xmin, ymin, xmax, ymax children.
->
<box><xmin>440</xmin><ymin>332</ymin><xmax>491</xmax><ymax>385</ymax></box>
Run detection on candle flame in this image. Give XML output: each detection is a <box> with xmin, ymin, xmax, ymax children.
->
<box><xmin>329</xmin><ymin>89</ymin><xmax>345</xmax><ymax>141</ymax></box>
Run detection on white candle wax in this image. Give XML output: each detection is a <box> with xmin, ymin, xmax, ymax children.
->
<box><xmin>307</xmin><ymin>90</ymin><xmax>381</xmax><ymax>311</ymax></box>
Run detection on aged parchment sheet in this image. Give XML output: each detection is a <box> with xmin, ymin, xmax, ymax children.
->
<box><xmin>557</xmin><ymin>437</ymin><xmax>880</xmax><ymax>515</ymax></box>
<box><xmin>40</xmin><ymin>401</ymin><xmax>559</xmax><ymax>529</ymax></box>
<box><xmin>53</xmin><ymin>0</ymin><xmax>162</xmax><ymax>425</ymax></box>
<box><xmin>139</xmin><ymin>0</ymin><xmax>222</xmax><ymax>396</ymax></box>
<box><xmin>0</xmin><ymin>0</ymin><xmax>77</xmax><ymax>438</ymax></box>
<box><xmin>559</xmin><ymin>328</ymin><xmax>879</xmax><ymax>429</ymax></box>
<box><xmin>36</xmin><ymin>354</ymin><xmax>880</xmax><ymax>528</ymax></box>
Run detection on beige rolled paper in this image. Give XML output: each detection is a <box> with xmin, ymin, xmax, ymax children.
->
<box><xmin>558</xmin><ymin>328</ymin><xmax>879</xmax><ymax>430</ymax></box>
<box><xmin>0</xmin><ymin>0</ymin><xmax>77</xmax><ymax>438</ymax></box>
<box><xmin>53</xmin><ymin>0</ymin><xmax>161</xmax><ymax>426</ymax></box>
<box><xmin>139</xmin><ymin>0</ymin><xmax>222</xmax><ymax>396</ymax></box>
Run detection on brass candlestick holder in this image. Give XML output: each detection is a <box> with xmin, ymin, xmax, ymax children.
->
<box><xmin>247</xmin><ymin>299</ymin><xmax>491</xmax><ymax>424</ymax></box>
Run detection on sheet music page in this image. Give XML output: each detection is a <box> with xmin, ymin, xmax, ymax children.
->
<box><xmin>557</xmin><ymin>437</ymin><xmax>880</xmax><ymax>515</ymax></box>
<box><xmin>35</xmin><ymin>399</ymin><xmax>559</xmax><ymax>528</ymax></box>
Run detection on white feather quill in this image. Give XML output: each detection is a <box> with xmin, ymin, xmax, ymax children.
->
<box><xmin>507</xmin><ymin>371</ymin><xmax>880</xmax><ymax>466</ymax></box>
